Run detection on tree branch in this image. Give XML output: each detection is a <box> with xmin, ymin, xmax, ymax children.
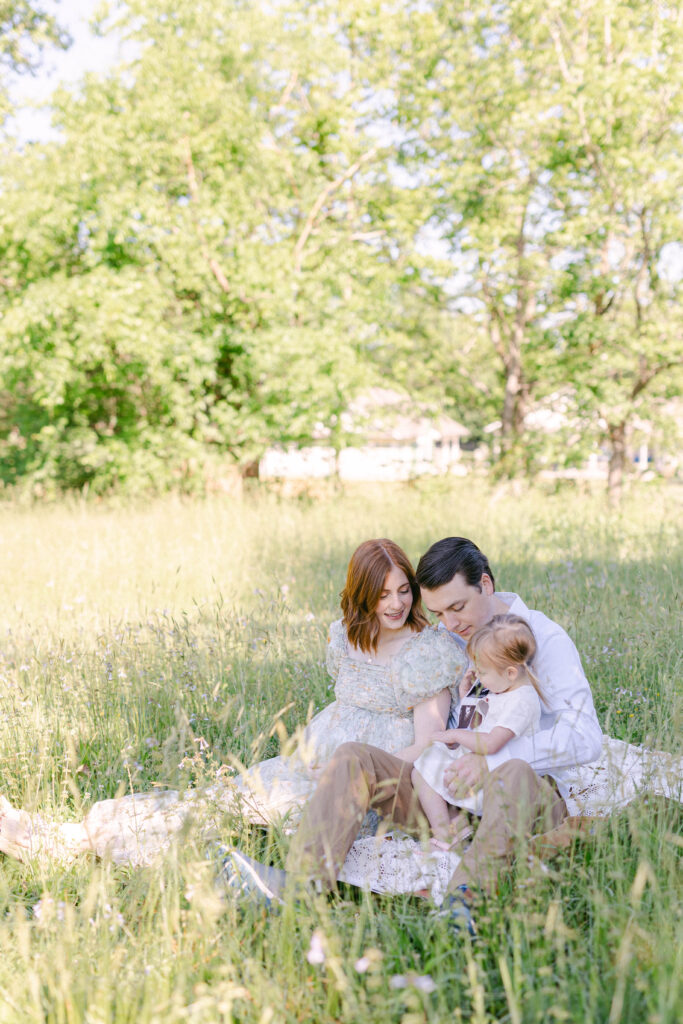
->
<box><xmin>631</xmin><ymin>359</ymin><xmax>682</xmax><ymax>402</ymax></box>
<box><xmin>634</xmin><ymin>207</ymin><xmax>653</xmax><ymax>327</ymax></box>
<box><xmin>182</xmin><ymin>135</ymin><xmax>232</xmax><ymax>295</ymax></box>
<box><xmin>546</xmin><ymin>18</ymin><xmax>575</xmax><ymax>85</ymax></box>
<box><xmin>276</xmin><ymin>70</ymin><xmax>298</xmax><ymax>110</ymax></box>
<box><xmin>292</xmin><ymin>146</ymin><xmax>380</xmax><ymax>273</ymax></box>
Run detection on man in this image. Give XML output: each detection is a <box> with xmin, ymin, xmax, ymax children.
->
<box><xmin>225</xmin><ymin>537</ymin><xmax>603</xmax><ymax>932</ymax></box>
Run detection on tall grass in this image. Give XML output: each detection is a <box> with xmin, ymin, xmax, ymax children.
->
<box><xmin>0</xmin><ymin>480</ymin><xmax>681</xmax><ymax>1023</ymax></box>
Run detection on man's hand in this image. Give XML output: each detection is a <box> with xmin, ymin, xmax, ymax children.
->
<box><xmin>444</xmin><ymin>753</ymin><xmax>489</xmax><ymax>797</ymax></box>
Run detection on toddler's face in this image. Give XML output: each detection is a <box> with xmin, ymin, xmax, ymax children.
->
<box><xmin>474</xmin><ymin>657</ymin><xmax>514</xmax><ymax>694</ymax></box>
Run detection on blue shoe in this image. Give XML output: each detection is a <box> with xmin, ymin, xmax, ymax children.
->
<box><xmin>356</xmin><ymin>808</ymin><xmax>382</xmax><ymax>839</ymax></box>
<box><xmin>220</xmin><ymin>848</ymin><xmax>287</xmax><ymax>909</ymax></box>
<box><xmin>436</xmin><ymin>885</ymin><xmax>477</xmax><ymax>939</ymax></box>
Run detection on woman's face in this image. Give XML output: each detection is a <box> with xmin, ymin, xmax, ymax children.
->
<box><xmin>374</xmin><ymin>565</ymin><xmax>413</xmax><ymax>633</ymax></box>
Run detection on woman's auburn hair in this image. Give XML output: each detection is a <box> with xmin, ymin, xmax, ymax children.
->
<box><xmin>340</xmin><ymin>538</ymin><xmax>428</xmax><ymax>653</ymax></box>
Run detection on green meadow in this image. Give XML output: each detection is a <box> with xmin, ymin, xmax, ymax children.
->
<box><xmin>0</xmin><ymin>481</ymin><xmax>681</xmax><ymax>1024</ymax></box>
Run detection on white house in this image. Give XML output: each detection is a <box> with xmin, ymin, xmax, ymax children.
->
<box><xmin>259</xmin><ymin>388</ymin><xmax>469</xmax><ymax>482</ymax></box>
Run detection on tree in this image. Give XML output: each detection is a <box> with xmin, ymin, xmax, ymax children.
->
<box><xmin>375</xmin><ymin>0</ymin><xmax>571</xmax><ymax>468</ymax></box>
<box><xmin>545</xmin><ymin>0</ymin><xmax>683</xmax><ymax>500</ymax></box>
<box><xmin>0</xmin><ymin>0</ymin><xmax>415</xmax><ymax>492</ymax></box>
<box><xmin>367</xmin><ymin>0</ymin><xmax>683</xmax><ymax>488</ymax></box>
<box><xmin>3</xmin><ymin>0</ymin><xmax>679</xmax><ymax>497</ymax></box>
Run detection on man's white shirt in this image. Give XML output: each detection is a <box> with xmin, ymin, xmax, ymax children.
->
<box><xmin>446</xmin><ymin>592</ymin><xmax>603</xmax><ymax>801</ymax></box>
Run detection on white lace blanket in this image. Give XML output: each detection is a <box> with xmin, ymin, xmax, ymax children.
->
<box><xmin>563</xmin><ymin>736</ymin><xmax>682</xmax><ymax>814</ymax></box>
<box><xmin>3</xmin><ymin>737</ymin><xmax>680</xmax><ymax>904</ymax></box>
<box><xmin>340</xmin><ymin>736</ymin><xmax>682</xmax><ymax>903</ymax></box>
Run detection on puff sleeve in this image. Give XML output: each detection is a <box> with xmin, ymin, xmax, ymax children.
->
<box><xmin>325</xmin><ymin>619</ymin><xmax>347</xmax><ymax>682</ymax></box>
<box><xmin>484</xmin><ymin>688</ymin><xmax>541</xmax><ymax>738</ymax></box>
<box><xmin>391</xmin><ymin>627</ymin><xmax>467</xmax><ymax>714</ymax></box>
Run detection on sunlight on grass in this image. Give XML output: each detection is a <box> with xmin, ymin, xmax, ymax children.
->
<box><xmin>0</xmin><ymin>480</ymin><xmax>681</xmax><ymax>1023</ymax></box>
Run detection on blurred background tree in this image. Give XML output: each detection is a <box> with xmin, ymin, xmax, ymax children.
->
<box><xmin>0</xmin><ymin>0</ymin><xmax>681</xmax><ymax>497</ymax></box>
<box><xmin>547</xmin><ymin>1</ymin><xmax>683</xmax><ymax>501</ymax></box>
<box><xmin>367</xmin><ymin>0</ymin><xmax>683</xmax><ymax>493</ymax></box>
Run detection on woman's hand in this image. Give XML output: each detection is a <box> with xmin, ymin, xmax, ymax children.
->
<box><xmin>459</xmin><ymin>668</ymin><xmax>477</xmax><ymax>700</ymax></box>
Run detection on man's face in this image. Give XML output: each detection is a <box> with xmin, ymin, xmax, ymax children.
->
<box><xmin>420</xmin><ymin>572</ymin><xmax>496</xmax><ymax>640</ymax></box>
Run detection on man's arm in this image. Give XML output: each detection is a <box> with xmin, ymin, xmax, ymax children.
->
<box><xmin>486</xmin><ymin>630</ymin><xmax>602</xmax><ymax>773</ymax></box>
<box><xmin>483</xmin><ymin>713</ymin><xmax>601</xmax><ymax>774</ymax></box>
<box><xmin>395</xmin><ymin>688</ymin><xmax>452</xmax><ymax>763</ymax></box>
<box><xmin>442</xmin><ymin>707</ymin><xmax>601</xmax><ymax>796</ymax></box>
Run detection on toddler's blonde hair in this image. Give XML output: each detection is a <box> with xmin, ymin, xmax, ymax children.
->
<box><xmin>467</xmin><ymin>613</ymin><xmax>545</xmax><ymax>703</ymax></box>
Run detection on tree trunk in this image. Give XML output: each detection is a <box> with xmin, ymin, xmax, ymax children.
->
<box><xmin>607</xmin><ymin>421</ymin><xmax>627</xmax><ymax>505</ymax></box>
<box><xmin>501</xmin><ymin>328</ymin><xmax>523</xmax><ymax>453</ymax></box>
<box><xmin>500</xmin><ymin>250</ymin><xmax>534</xmax><ymax>457</ymax></box>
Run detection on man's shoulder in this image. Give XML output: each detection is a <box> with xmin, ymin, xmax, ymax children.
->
<box><xmin>498</xmin><ymin>593</ymin><xmax>569</xmax><ymax>643</ymax></box>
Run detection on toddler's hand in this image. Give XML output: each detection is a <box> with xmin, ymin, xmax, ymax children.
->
<box><xmin>459</xmin><ymin>668</ymin><xmax>477</xmax><ymax>700</ymax></box>
<box><xmin>429</xmin><ymin>729</ymin><xmax>460</xmax><ymax>747</ymax></box>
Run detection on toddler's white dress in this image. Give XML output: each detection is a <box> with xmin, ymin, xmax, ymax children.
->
<box><xmin>414</xmin><ymin>685</ymin><xmax>542</xmax><ymax>815</ymax></box>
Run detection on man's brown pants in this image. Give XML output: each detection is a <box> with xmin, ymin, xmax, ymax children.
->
<box><xmin>285</xmin><ymin>742</ymin><xmax>567</xmax><ymax>894</ymax></box>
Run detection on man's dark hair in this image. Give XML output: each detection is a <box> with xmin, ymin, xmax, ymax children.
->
<box><xmin>416</xmin><ymin>537</ymin><xmax>496</xmax><ymax>591</ymax></box>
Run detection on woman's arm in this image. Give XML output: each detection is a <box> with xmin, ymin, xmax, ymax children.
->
<box><xmin>394</xmin><ymin>688</ymin><xmax>452</xmax><ymax>763</ymax></box>
<box><xmin>430</xmin><ymin>725</ymin><xmax>515</xmax><ymax>756</ymax></box>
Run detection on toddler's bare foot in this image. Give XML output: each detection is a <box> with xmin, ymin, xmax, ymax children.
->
<box><xmin>429</xmin><ymin>822</ymin><xmax>474</xmax><ymax>854</ymax></box>
<box><xmin>429</xmin><ymin>837</ymin><xmax>453</xmax><ymax>852</ymax></box>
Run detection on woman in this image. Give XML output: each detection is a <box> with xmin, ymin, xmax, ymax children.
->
<box><xmin>0</xmin><ymin>539</ymin><xmax>467</xmax><ymax>866</ymax></box>
<box><xmin>236</xmin><ymin>538</ymin><xmax>467</xmax><ymax>825</ymax></box>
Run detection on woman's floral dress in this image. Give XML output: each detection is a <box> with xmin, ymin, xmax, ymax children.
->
<box><xmin>234</xmin><ymin>621</ymin><xmax>467</xmax><ymax>824</ymax></box>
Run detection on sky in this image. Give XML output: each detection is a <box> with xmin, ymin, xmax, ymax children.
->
<box><xmin>10</xmin><ymin>0</ymin><xmax>124</xmax><ymax>141</ymax></box>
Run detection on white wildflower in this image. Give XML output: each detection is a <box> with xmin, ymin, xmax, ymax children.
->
<box><xmin>306</xmin><ymin>929</ymin><xmax>326</xmax><ymax>965</ymax></box>
<box><xmin>412</xmin><ymin>975</ymin><xmax>437</xmax><ymax>993</ymax></box>
<box><xmin>33</xmin><ymin>897</ymin><xmax>65</xmax><ymax>923</ymax></box>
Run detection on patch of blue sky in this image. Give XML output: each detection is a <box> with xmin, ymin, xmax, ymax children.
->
<box><xmin>7</xmin><ymin>0</ymin><xmax>131</xmax><ymax>143</ymax></box>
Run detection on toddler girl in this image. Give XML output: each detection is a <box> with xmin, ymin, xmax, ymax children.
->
<box><xmin>412</xmin><ymin>613</ymin><xmax>544</xmax><ymax>850</ymax></box>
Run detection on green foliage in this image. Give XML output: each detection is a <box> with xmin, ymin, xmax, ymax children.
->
<box><xmin>0</xmin><ymin>264</ymin><xmax>211</xmax><ymax>492</ymax></box>
<box><xmin>1</xmin><ymin>1</ymin><xmax>682</xmax><ymax>496</ymax></box>
<box><xmin>1</xmin><ymin>0</ymin><xmax>428</xmax><ymax>493</ymax></box>
<box><xmin>542</xmin><ymin>1</ymin><xmax>683</xmax><ymax>492</ymax></box>
<box><xmin>395</xmin><ymin>2</ymin><xmax>682</xmax><ymax>476</ymax></box>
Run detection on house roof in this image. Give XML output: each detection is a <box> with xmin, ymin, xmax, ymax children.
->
<box><xmin>340</xmin><ymin>388</ymin><xmax>467</xmax><ymax>443</ymax></box>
